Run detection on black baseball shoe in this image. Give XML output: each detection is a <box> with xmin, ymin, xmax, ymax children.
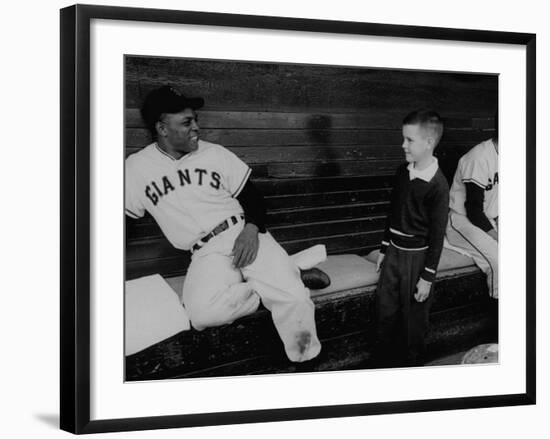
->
<box><xmin>300</xmin><ymin>267</ymin><xmax>331</xmax><ymax>290</ymax></box>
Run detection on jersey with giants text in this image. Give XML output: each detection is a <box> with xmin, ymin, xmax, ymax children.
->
<box><xmin>449</xmin><ymin>138</ymin><xmax>499</xmax><ymax>219</ymax></box>
<box><xmin>125</xmin><ymin>140</ymin><xmax>250</xmax><ymax>250</ymax></box>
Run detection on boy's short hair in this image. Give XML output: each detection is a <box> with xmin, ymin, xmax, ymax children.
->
<box><xmin>403</xmin><ymin>109</ymin><xmax>444</xmax><ymax>146</ymax></box>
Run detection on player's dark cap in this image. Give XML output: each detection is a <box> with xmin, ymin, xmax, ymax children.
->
<box><xmin>140</xmin><ymin>85</ymin><xmax>204</xmax><ymax>129</ymax></box>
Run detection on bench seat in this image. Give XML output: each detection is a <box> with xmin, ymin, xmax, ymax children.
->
<box><xmin>161</xmin><ymin>248</ymin><xmax>476</xmax><ymax>299</ymax></box>
<box><xmin>125</xmin><ymin>248</ymin><xmax>496</xmax><ymax>380</ymax></box>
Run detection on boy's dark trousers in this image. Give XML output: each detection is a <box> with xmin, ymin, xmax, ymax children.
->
<box><xmin>374</xmin><ymin>244</ymin><xmax>435</xmax><ymax>367</ymax></box>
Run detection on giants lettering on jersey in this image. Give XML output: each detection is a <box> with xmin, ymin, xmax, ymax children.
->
<box><xmin>145</xmin><ymin>168</ymin><xmax>222</xmax><ymax>206</ymax></box>
<box><xmin>486</xmin><ymin>172</ymin><xmax>499</xmax><ymax>191</ymax></box>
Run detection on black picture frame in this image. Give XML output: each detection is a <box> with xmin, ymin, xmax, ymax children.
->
<box><xmin>60</xmin><ymin>4</ymin><xmax>536</xmax><ymax>434</ymax></box>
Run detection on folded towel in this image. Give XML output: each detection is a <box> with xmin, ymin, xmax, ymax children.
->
<box><xmin>290</xmin><ymin>244</ymin><xmax>327</xmax><ymax>270</ymax></box>
<box><xmin>125</xmin><ymin>274</ymin><xmax>191</xmax><ymax>356</ymax></box>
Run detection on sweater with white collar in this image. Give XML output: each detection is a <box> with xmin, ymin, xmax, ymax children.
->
<box><xmin>380</xmin><ymin>161</ymin><xmax>449</xmax><ymax>282</ymax></box>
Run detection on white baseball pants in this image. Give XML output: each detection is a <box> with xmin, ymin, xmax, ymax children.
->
<box><xmin>446</xmin><ymin>211</ymin><xmax>498</xmax><ymax>299</ymax></box>
<box><xmin>181</xmin><ymin>219</ymin><xmax>322</xmax><ymax>362</ymax></box>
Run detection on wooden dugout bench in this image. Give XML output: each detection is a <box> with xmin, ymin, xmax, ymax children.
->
<box><xmin>125</xmin><ymin>57</ymin><xmax>498</xmax><ymax>380</ymax></box>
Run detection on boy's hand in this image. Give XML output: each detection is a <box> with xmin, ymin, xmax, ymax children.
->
<box><xmin>376</xmin><ymin>253</ymin><xmax>385</xmax><ymax>272</ymax></box>
<box><xmin>414</xmin><ymin>278</ymin><xmax>432</xmax><ymax>302</ymax></box>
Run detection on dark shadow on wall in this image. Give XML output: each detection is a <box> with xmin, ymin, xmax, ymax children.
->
<box><xmin>307</xmin><ymin>114</ymin><xmax>340</xmax><ymax>177</ymax></box>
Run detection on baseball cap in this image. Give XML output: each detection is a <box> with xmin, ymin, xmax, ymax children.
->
<box><xmin>140</xmin><ymin>85</ymin><xmax>205</xmax><ymax>128</ymax></box>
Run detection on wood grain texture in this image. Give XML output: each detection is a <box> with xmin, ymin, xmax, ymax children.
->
<box><xmin>125</xmin><ymin>127</ymin><xmax>494</xmax><ymax>149</ymax></box>
<box><xmin>126</xmin><ymin>144</ymin><xmax>404</xmax><ymax>162</ymax></box>
<box><xmin>255</xmin><ymin>175</ymin><xmax>393</xmax><ymax>195</ymax></box>
<box><xmin>126</xmin><ymin>108</ymin><xmax>495</xmax><ymax>130</ymax></box>
<box><xmin>127</xmin><ymin>202</ymin><xmax>390</xmax><ymax>240</ymax></box>
<box><xmin>126</xmin><ymin>222</ymin><xmax>385</xmax><ymax>262</ymax></box>
<box><xmin>124</xmin><ymin>56</ymin><xmax>497</xmax><ymax>281</ymax></box>
<box><xmin>125</xmin><ymin>57</ymin><xmax>497</xmax><ymax>113</ymax></box>
<box><xmin>265</xmin><ymin>188</ymin><xmax>391</xmax><ymax>209</ymax></box>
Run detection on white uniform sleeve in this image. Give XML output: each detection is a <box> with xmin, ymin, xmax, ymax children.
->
<box><xmin>125</xmin><ymin>160</ymin><xmax>146</xmax><ymax>219</ymax></box>
<box><xmin>219</xmin><ymin>146</ymin><xmax>252</xmax><ymax>197</ymax></box>
<box><xmin>459</xmin><ymin>155</ymin><xmax>489</xmax><ymax>189</ymax></box>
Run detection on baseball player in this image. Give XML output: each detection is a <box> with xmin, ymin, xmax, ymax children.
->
<box><xmin>446</xmin><ymin>128</ymin><xmax>498</xmax><ymax>299</ymax></box>
<box><xmin>125</xmin><ymin>85</ymin><xmax>323</xmax><ymax>363</ymax></box>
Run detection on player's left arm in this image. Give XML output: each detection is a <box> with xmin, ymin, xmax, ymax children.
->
<box><xmin>236</xmin><ymin>180</ymin><xmax>267</xmax><ymax>233</ymax></box>
<box><xmin>464</xmin><ymin>183</ymin><xmax>497</xmax><ymax>241</ymax></box>
<box><xmin>415</xmin><ymin>181</ymin><xmax>450</xmax><ymax>302</ymax></box>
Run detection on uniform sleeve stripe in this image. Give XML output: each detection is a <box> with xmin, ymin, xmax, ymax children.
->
<box><xmin>424</xmin><ymin>267</ymin><xmax>436</xmax><ymax>274</ymax></box>
<box><xmin>381</xmin><ymin>241</ymin><xmax>390</xmax><ymax>246</ymax></box>
<box><xmin>125</xmin><ymin>208</ymin><xmax>140</xmax><ymax>219</ymax></box>
<box><xmin>462</xmin><ymin>178</ymin><xmax>487</xmax><ymax>189</ymax></box>
<box><xmin>232</xmin><ymin>167</ymin><xmax>252</xmax><ymax>197</ymax></box>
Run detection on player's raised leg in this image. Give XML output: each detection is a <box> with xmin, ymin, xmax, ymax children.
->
<box><xmin>446</xmin><ymin>211</ymin><xmax>498</xmax><ymax>298</ymax></box>
<box><xmin>241</xmin><ymin>232</ymin><xmax>322</xmax><ymax>363</ymax></box>
<box><xmin>182</xmin><ymin>249</ymin><xmax>260</xmax><ymax>331</ymax></box>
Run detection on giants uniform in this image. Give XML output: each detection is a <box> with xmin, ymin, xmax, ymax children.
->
<box><xmin>446</xmin><ymin>138</ymin><xmax>498</xmax><ymax>298</ymax></box>
<box><xmin>126</xmin><ymin>140</ymin><xmax>321</xmax><ymax>362</ymax></box>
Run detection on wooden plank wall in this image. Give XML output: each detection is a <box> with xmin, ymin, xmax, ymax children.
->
<box><xmin>125</xmin><ymin>57</ymin><xmax>498</xmax><ymax>280</ymax></box>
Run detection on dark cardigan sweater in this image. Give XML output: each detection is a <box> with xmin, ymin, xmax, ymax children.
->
<box><xmin>380</xmin><ymin>162</ymin><xmax>450</xmax><ymax>282</ymax></box>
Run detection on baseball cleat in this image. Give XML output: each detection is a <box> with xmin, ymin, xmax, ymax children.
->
<box><xmin>300</xmin><ymin>267</ymin><xmax>331</xmax><ymax>290</ymax></box>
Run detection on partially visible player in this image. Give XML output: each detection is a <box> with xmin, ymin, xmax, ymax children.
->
<box><xmin>126</xmin><ymin>85</ymin><xmax>324</xmax><ymax>363</ymax></box>
<box><xmin>445</xmin><ymin>116</ymin><xmax>498</xmax><ymax>299</ymax></box>
<box><xmin>374</xmin><ymin>109</ymin><xmax>449</xmax><ymax>367</ymax></box>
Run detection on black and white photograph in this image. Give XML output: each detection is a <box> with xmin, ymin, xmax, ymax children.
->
<box><xmin>2</xmin><ymin>0</ymin><xmax>546</xmax><ymax>437</ymax></box>
<box><xmin>57</xmin><ymin>3</ymin><xmax>536</xmax><ymax>434</ymax></box>
<box><xmin>124</xmin><ymin>56</ymin><xmax>499</xmax><ymax>380</ymax></box>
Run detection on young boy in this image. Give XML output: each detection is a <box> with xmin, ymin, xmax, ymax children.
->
<box><xmin>374</xmin><ymin>110</ymin><xmax>449</xmax><ymax>367</ymax></box>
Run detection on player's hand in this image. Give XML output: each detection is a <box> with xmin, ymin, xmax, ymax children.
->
<box><xmin>376</xmin><ymin>253</ymin><xmax>385</xmax><ymax>272</ymax></box>
<box><xmin>488</xmin><ymin>228</ymin><xmax>498</xmax><ymax>242</ymax></box>
<box><xmin>232</xmin><ymin>223</ymin><xmax>260</xmax><ymax>268</ymax></box>
<box><xmin>414</xmin><ymin>278</ymin><xmax>432</xmax><ymax>302</ymax></box>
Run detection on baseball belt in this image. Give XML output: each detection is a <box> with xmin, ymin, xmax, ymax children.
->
<box><xmin>191</xmin><ymin>215</ymin><xmax>244</xmax><ymax>253</ymax></box>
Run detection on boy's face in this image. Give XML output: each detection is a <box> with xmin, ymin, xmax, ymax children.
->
<box><xmin>401</xmin><ymin>124</ymin><xmax>434</xmax><ymax>163</ymax></box>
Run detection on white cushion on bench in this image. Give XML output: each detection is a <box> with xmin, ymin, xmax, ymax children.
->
<box><xmin>125</xmin><ymin>274</ymin><xmax>190</xmax><ymax>356</ymax></box>
<box><xmin>364</xmin><ymin>247</ymin><xmax>475</xmax><ymax>271</ymax></box>
<box><xmin>312</xmin><ymin>254</ymin><xmax>379</xmax><ymax>295</ymax></box>
<box><xmin>163</xmin><ymin>254</ymin><xmax>380</xmax><ymax>300</ymax></box>
<box><xmin>157</xmin><ymin>248</ymin><xmax>474</xmax><ymax>308</ymax></box>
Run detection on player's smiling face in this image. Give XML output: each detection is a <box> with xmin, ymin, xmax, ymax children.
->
<box><xmin>158</xmin><ymin>108</ymin><xmax>200</xmax><ymax>156</ymax></box>
<box><xmin>401</xmin><ymin>124</ymin><xmax>433</xmax><ymax>164</ymax></box>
